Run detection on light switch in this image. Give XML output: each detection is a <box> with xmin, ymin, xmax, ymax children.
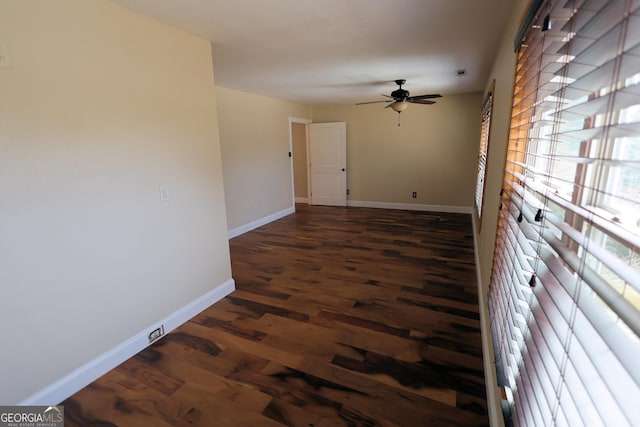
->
<box><xmin>0</xmin><ymin>41</ymin><xmax>11</xmax><ymax>69</ymax></box>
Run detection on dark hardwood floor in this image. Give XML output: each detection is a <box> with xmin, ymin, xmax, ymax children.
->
<box><xmin>63</xmin><ymin>204</ymin><xmax>488</xmax><ymax>426</ymax></box>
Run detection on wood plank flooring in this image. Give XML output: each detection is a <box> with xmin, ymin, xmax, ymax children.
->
<box><xmin>63</xmin><ymin>204</ymin><xmax>488</xmax><ymax>426</ymax></box>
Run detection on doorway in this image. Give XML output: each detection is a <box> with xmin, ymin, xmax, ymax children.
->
<box><xmin>289</xmin><ymin>117</ymin><xmax>312</xmax><ymax>208</ymax></box>
<box><xmin>289</xmin><ymin>119</ymin><xmax>347</xmax><ymax>208</ymax></box>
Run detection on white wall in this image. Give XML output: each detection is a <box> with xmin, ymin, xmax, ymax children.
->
<box><xmin>312</xmin><ymin>93</ymin><xmax>482</xmax><ymax>208</ymax></box>
<box><xmin>215</xmin><ymin>86</ymin><xmax>312</xmax><ymax>230</ymax></box>
<box><xmin>0</xmin><ymin>0</ymin><xmax>232</xmax><ymax>404</ymax></box>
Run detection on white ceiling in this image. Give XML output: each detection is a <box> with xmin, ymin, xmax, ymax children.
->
<box><xmin>109</xmin><ymin>0</ymin><xmax>515</xmax><ymax>105</ymax></box>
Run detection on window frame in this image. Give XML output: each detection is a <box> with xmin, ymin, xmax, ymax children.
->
<box><xmin>474</xmin><ymin>79</ymin><xmax>495</xmax><ymax>229</ymax></box>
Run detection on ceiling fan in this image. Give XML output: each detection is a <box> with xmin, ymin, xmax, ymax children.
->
<box><xmin>356</xmin><ymin>79</ymin><xmax>442</xmax><ymax>125</ymax></box>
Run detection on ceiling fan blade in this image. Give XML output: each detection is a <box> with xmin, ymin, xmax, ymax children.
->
<box><xmin>408</xmin><ymin>99</ymin><xmax>436</xmax><ymax>105</ymax></box>
<box><xmin>356</xmin><ymin>100</ymin><xmax>393</xmax><ymax>105</ymax></box>
<box><xmin>407</xmin><ymin>94</ymin><xmax>442</xmax><ymax>101</ymax></box>
<box><xmin>381</xmin><ymin>94</ymin><xmax>396</xmax><ymax>99</ymax></box>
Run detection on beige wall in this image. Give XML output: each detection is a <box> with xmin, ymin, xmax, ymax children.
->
<box><xmin>215</xmin><ymin>86</ymin><xmax>311</xmax><ymax>230</ymax></box>
<box><xmin>477</xmin><ymin>0</ymin><xmax>530</xmax><ymax>292</ymax></box>
<box><xmin>312</xmin><ymin>93</ymin><xmax>482</xmax><ymax>207</ymax></box>
<box><xmin>0</xmin><ymin>0</ymin><xmax>231</xmax><ymax>403</ymax></box>
<box><xmin>475</xmin><ymin>1</ymin><xmax>530</xmax><ymax>424</ymax></box>
<box><xmin>292</xmin><ymin>123</ymin><xmax>308</xmax><ymax>199</ymax></box>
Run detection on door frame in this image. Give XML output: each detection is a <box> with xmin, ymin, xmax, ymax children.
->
<box><xmin>288</xmin><ymin>116</ymin><xmax>312</xmax><ymax>212</ymax></box>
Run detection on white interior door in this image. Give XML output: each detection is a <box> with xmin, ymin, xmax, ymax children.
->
<box><xmin>309</xmin><ymin>122</ymin><xmax>346</xmax><ymax>206</ymax></box>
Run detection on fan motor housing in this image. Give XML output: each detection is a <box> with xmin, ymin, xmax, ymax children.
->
<box><xmin>391</xmin><ymin>88</ymin><xmax>409</xmax><ymax>100</ymax></box>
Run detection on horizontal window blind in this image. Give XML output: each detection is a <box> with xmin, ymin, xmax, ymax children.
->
<box><xmin>475</xmin><ymin>82</ymin><xmax>495</xmax><ymax>223</ymax></box>
<box><xmin>489</xmin><ymin>0</ymin><xmax>640</xmax><ymax>426</ymax></box>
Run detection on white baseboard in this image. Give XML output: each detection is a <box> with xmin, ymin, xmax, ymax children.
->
<box><xmin>227</xmin><ymin>206</ymin><xmax>295</xmax><ymax>239</ymax></box>
<box><xmin>471</xmin><ymin>219</ymin><xmax>503</xmax><ymax>427</ymax></box>
<box><xmin>294</xmin><ymin>197</ymin><xmax>309</xmax><ymax>204</ymax></box>
<box><xmin>20</xmin><ymin>279</ymin><xmax>236</xmax><ymax>406</ymax></box>
<box><xmin>347</xmin><ymin>200</ymin><xmax>473</xmax><ymax>214</ymax></box>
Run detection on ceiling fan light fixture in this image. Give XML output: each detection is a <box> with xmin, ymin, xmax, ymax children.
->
<box><xmin>390</xmin><ymin>101</ymin><xmax>409</xmax><ymax>112</ymax></box>
<box><xmin>355</xmin><ymin>80</ymin><xmax>441</xmax><ymax>127</ymax></box>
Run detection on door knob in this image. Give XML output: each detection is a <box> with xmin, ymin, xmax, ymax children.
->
<box><xmin>341</xmin><ymin>168</ymin><xmax>345</xmax><ymax>171</ymax></box>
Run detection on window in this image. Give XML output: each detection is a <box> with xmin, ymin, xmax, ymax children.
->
<box><xmin>475</xmin><ymin>80</ymin><xmax>495</xmax><ymax>226</ymax></box>
<box><xmin>489</xmin><ymin>1</ymin><xmax>640</xmax><ymax>426</ymax></box>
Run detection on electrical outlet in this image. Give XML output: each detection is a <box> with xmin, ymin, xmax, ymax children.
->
<box><xmin>412</xmin><ymin>192</ymin><xmax>417</xmax><ymax>198</ymax></box>
<box><xmin>148</xmin><ymin>325</ymin><xmax>165</xmax><ymax>343</ymax></box>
